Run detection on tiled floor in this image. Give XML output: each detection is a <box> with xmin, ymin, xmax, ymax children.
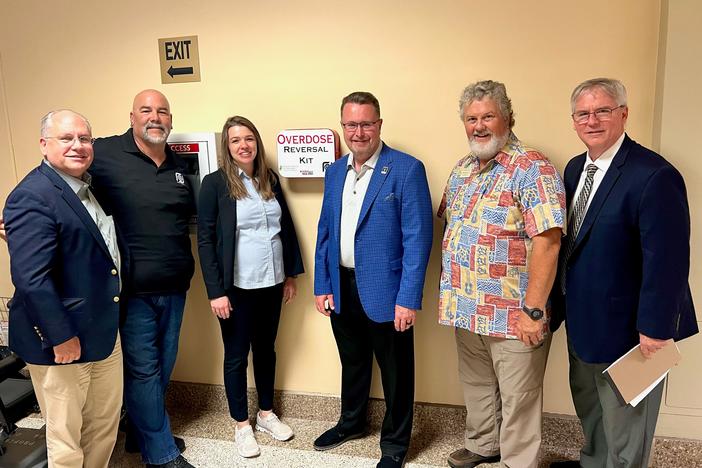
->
<box><xmin>18</xmin><ymin>382</ymin><xmax>702</xmax><ymax>467</ymax></box>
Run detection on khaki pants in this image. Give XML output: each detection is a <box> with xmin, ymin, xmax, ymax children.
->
<box><xmin>27</xmin><ymin>335</ymin><xmax>123</xmax><ymax>468</ymax></box>
<box><xmin>455</xmin><ymin>328</ymin><xmax>551</xmax><ymax>468</ymax></box>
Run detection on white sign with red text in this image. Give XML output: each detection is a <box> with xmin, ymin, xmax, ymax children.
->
<box><xmin>277</xmin><ymin>128</ymin><xmax>338</xmax><ymax>178</ymax></box>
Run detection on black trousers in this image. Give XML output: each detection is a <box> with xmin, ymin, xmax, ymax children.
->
<box><xmin>219</xmin><ymin>283</ymin><xmax>283</xmax><ymax>422</ymax></box>
<box><xmin>330</xmin><ymin>268</ymin><xmax>415</xmax><ymax>457</ymax></box>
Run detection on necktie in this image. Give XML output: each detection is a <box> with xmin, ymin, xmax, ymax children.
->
<box><xmin>559</xmin><ymin>164</ymin><xmax>598</xmax><ymax>293</ymax></box>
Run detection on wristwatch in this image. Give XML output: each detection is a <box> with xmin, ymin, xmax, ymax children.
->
<box><xmin>522</xmin><ymin>305</ymin><xmax>544</xmax><ymax>321</ymax></box>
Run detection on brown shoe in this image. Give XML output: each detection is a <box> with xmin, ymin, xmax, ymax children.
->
<box><xmin>447</xmin><ymin>448</ymin><xmax>500</xmax><ymax>468</ymax></box>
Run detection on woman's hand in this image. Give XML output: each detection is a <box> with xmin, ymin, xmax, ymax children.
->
<box><xmin>210</xmin><ymin>296</ymin><xmax>232</xmax><ymax>319</ymax></box>
<box><xmin>283</xmin><ymin>277</ymin><xmax>297</xmax><ymax>304</ymax></box>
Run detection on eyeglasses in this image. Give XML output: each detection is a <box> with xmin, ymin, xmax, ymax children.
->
<box><xmin>572</xmin><ymin>105</ymin><xmax>625</xmax><ymax>124</ymax></box>
<box><xmin>340</xmin><ymin>120</ymin><xmax>380</xmax><ymax>132</ymax></box>
<box><xmin>44</xmin><ymin>135</ymin><xmax>95</xmax><ymax>146</ymax></box>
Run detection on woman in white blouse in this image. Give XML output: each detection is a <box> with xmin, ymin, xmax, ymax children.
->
<box><xmin>197</xmin><ymin>116</ymin><xmax>304</xmax><ymax>458</ymax></box>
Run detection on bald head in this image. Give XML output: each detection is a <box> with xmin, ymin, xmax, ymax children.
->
<box><xmin>132</xmin><ymin>89</ymin><xmax>169</xmax><ymax>112</ymax></box>
<box><xmin>130</xmin><ymin>89</ymin><xmax>172</xmax><ymax>146</ymax></box>
<box><xmin>41</xmin><ymin>109</ymin><xmax>91</xmax><ymax>138</ymax></box>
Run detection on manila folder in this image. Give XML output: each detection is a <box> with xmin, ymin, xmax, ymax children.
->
<box><xmin>603</xmin><ymin>341</ymin><xmax>681</xmax><ymax>405</ymax></box>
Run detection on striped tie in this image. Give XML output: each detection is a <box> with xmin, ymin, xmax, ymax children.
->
<box><xmin>560</xmin><ymin>164</ymin><xmax>598</xmax><ymax>293</ymax></box>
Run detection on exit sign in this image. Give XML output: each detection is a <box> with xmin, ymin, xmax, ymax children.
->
<box><xmin>158</xmin><ymin>35</ymin><xmax>201</xmax><ymax>84</ymax></box>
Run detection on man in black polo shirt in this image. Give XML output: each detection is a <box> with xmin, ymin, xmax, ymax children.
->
<box><xmin>90</xmin><ymin>89</ymin><xmax>194</xmax><ymax>468</ymax></box>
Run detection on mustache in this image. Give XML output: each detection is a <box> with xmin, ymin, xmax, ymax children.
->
<box><xmin>145</xmin><ymin>122</ymin><xmax>168</xmax><ymax>132</ymax></box>
<box><xmin>472</xmin><ymin>131</ymin><xmax>493</xmax><ymax>138</ymax></box>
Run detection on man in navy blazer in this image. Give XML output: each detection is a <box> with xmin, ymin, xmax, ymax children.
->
<box><xmin>313</xmin><ymin>92</ymin><xmax>433</xmax><ymax>468</ymax></box>
<box><xmin>550</xmin><ymin>78</ymin><xmax>698</xmax><ymax>468</ymax></box>
<box><xmin>4</xmin><ymin>110</ymin><xmax>125</xmax><ymax>467</ymax></box>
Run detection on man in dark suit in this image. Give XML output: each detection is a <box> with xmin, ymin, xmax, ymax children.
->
<box><xmin>313</xmin><ymin>91</ymin><xmax>433</xmax><ymax>468</ymax></box>
<box><xmin>3</xmin><ymin>110</ymin><xmax>124</xmax><ymax>467</ymax></box>
<box><xmin>551</xmin><ymin>78</ymin><xmax>698</xmax><ymax>468</ymax></box>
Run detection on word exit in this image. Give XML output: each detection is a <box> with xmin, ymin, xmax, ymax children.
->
<box><xmin>158</xmin><ymin>35</ymin><xmax>201</xmax><ymax>84</ymax></box>
<box><xmin>165</xmin><ymin>40</ymin><xmax>192</xmax><ymax>60</ymax></box>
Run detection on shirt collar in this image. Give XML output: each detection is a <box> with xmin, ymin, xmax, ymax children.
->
<box><xmin>347</xmin><ymin>141</ymin><xmax>383</xmax><ymax>170</ymax></box>
<box><xmin>586</xmin><ymin>131</ymin><xmax>625</xmax><ymax>169</ymax></box>
<box><xmin>43</xmin><ymin>159</ymin><xmax>91</xmax><ymax>195</ymax></box>
<box><xmin>237</xmin><ymin>166</ymin><xmax>254</xmax><ymax>180</ymax></box>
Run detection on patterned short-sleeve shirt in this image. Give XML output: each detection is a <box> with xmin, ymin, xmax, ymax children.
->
<box><xmin>437</xmin><ymin>133</ymin><xmax>566</xmax><ymax>338</ymax></box>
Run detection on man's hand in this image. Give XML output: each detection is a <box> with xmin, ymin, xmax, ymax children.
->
<box><xmin>514</xmin><ymin>310</ymin><xmax>543</xmax><ymax>346</ymax></box>
<box><xmin>639</xmin><ymin>333</ymin><xmax>672</xmax><ymax>359</ymax></box>
<box><xmin>53</xmin><ymin>336</ymin><xmax>81</xmax><ymax>364</ymax></box>
<box><xmin>315</xmin><ymin>294</ymin><xmax>335</xmax><ymax>317</ymax></box>
<box><xmin>210</xmin><ymin>296</ymin><xmax>232</xmax><ymax>319</ymax></box>
<box><xmin>394</xmin><ymin>305</ymin><xmax>416</xmax><ymax>332</ymax></box>
<box><xmin>0</xmin><ymin>216</ymin><xmax>6</xmax><ymax>242</ymax></box>
<box><xmin>283</xmin><ymin>277</ymin><xmax>297</xmax><ymax>305</ymax></box>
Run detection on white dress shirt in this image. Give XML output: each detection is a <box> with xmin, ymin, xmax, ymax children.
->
<box><xmin>339</xmin><ymin>143</ymin><xmax>383</xmax><ymax>268</ymax></box>
<box><xmin>570</xmin><ymin>132</ymin><xmax>625</xmax><ymax>217</ymax></box>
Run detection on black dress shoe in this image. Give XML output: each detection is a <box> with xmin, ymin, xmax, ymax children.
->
<box><xmin>447</xmin><ymin>448</ymin><xmax>500</xmax><ymax>468</ymax></box>
<box><xmin>550</xmin><ymin>461</ymin><xmax>580</xmax><ymax>467</ymax></box>
<box><xmin>376</xmin><ymin>454</ymin><xmax>405</xmax><ymax>467</ymax></box>
<box><xmin>146</xmin><ymin>454</ymin><xmax>194</xmax><ymax>468</ymax></box>
<box><xmin>126</xmin><ymin>435</ymin><xmax>186</xmax><ymax>454</ymax></box>
<box><xmin>313</xmin><ymin>426</ymin><xmax>364</xmax><ymax>451</ymax></box>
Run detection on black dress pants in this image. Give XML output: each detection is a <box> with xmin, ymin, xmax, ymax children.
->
<box><xmin>220</xmin><ymin>283</ymin><xmax>283</xmax><ymax>422</ymax></box>
<box><xmin>330</xmin><ymin>268</ymin><xmax>415</xmax><ymax>457</ymax></box>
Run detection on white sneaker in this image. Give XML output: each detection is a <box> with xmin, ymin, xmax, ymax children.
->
<box><xmin>235</xmin><ymin>425</ymin><xmax>260</xmax><ymax>458</ymax></box>
<box><xmin>255</xmin><ymin>411</ymin><xmax>294</xmax><ymax>441</ymax></box>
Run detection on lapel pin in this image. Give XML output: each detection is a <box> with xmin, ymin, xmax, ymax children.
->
<box><xmin>381</xmin><ymin>166</ymin><xmax>389</xmax><ymax>175</ymax></box>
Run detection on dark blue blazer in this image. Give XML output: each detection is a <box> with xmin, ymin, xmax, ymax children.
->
<box><xmin>551</xmin><ymin>135</ymin><xmax>697</xmax><ymax>363</ymax></box>
<box><xmin>3</xmin><ymin>163</ymin><xmax>126</xmax><ymax>365</ymax></box>
<box><xmin>314</xmin><ymin>143</ymin><xmax>433</xmax><ymax>323</ymax></box>
<box><xmin>197</xmin><ymin>169</ymin><xmax>304</xmax><ymax>299</ymax></box>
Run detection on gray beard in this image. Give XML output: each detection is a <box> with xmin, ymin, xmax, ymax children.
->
<box><xmin>142</xmin><ymin>126</ymin><xmax>170</xmax><ymax>144</ymax></box>
<box><xmin>469</xmin><ymin>132</ymin><xmax>509</xmax><ymax>161</ymax></box>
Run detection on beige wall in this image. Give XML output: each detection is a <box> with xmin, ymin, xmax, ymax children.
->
<box><xmin>651</xmin><ymin>0</ymin><xmax>702</xmax><ymax>438</ymax></box>
<box><xmin>0</xmin><ymin>56</ymin><xmax>17</xmax><ymax>294</ymax></box>
<box><xmin>1</xmin><ymin>0</ymin><xmax>699</xmax><ymax>438</ymax></box>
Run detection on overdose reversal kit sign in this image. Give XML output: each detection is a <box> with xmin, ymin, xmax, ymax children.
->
<box><xmin>277</xmin><ymin>129</ymin><xmax>340</xmax><ymax>177</ymax></box>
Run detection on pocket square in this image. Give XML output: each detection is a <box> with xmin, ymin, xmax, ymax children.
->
<box><xmin>384</xmin><ymin>193</ymin><xmax>396</xmax><ymax>201</ymax></box>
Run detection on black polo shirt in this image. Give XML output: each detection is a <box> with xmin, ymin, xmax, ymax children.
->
<box><xmin>90</xmin><ymin>129</ymin><xmax>195</xmax><ymax>295</ymax></box>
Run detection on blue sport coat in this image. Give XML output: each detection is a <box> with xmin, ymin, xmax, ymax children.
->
<box><xmin>551</xmin><ymin>135</ymin><xmax>697</xmax><ymax>363</ymax></box>
<box><xmin>3</xmin><ymin>163</ymin><xmax>126</xmax><ymax>365</ymax></box>
<box><xmin>314</xmin><ymin>143</ymin><xmax>433</xmax><ymax>323</ymax></box>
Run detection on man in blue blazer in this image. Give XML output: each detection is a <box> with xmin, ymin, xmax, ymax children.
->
<box><xmin>4</xmin><ymin>110</ymin><xmax>125</xmax><ymax>467</ymax></box>
<box><xmin>313</xmin><ymin>92</ymin><xmax>433</xmax><ymax>468</ymax></box>
<box><xmin>551</xmin><ymin>78</ymin><xmax>698</xmax><ymax>468</ymax></box>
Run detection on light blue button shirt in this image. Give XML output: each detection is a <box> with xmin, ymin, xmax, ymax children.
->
<box><xmin>233</xmin><ymin>169</ymin><xmax>285</xmax><ymax>289</ymax></box>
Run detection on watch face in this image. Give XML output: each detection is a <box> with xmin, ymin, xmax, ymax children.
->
<box><xmin>522</xmin><ymin>305</ymin><xmax>543</xmax><ymax>320</ymax></box>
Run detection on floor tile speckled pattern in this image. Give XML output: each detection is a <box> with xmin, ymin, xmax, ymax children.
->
<box><xmin>18</xmin><ymin>382</ymin><xmax>702</xmax><ymax>467</ymax></box>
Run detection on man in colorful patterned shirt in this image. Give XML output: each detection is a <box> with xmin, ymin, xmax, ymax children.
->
<box><xmin>438</xmin><ymin>80</ymin><xmax>566</xmax><ymax>468</ymax></box>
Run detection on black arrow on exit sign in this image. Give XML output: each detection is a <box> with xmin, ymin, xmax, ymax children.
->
<box><xmin>168</xmin><ymin>66</ymin><xmax>194</xmax><ymax>77</ymax></box>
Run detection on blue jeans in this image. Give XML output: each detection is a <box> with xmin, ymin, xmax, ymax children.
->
<box><xmin>122</xmin><ymin>293</ymin><xmax>185</xmax><ymax>465</ymax></box>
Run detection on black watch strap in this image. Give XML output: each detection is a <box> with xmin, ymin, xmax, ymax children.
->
<box><xmin>522</xmin><ymin>305</ymin><xmax>544</xmax><ymax>321</ymax></box>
